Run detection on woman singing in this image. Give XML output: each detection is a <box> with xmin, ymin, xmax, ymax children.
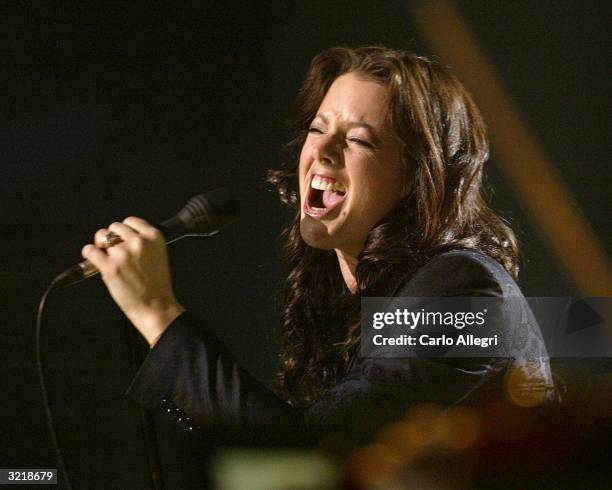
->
<box><xmin>81</xmin><ymin>46</ymin><xmax>553</xmax><ymax>441</ymax></box>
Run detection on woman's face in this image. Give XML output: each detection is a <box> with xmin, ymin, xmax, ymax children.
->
<box><xmin>298</xmin><ymin>72</ymin><xmax>406</xmax><ymax>257</ymax></box>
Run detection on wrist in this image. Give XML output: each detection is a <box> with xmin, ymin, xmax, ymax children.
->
<box><xmin>127</xmin><ymin>301</ymin><xmax>186</xmax><ymax>348</ymax></box>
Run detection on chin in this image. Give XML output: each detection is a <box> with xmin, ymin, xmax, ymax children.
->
<box><xmin>299</xmin><ymin>216</ymin><xmax>336</xmax><ymax>250</ymax></box>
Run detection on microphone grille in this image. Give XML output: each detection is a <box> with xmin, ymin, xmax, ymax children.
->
<box><xmin>180</xmin><ymin>188</ymin><xmax>238</xmax><ymax>235</ymax></box>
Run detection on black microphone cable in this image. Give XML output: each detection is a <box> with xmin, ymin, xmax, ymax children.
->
<box><xmin>36</xmin><ymin>278</ymin><xmax>74</xmax><ymax>490</ymax></box>
<box><xmin>36</xmin><ymin>278</ymin><xmax>166</xmax><ymax>490</ymax></box>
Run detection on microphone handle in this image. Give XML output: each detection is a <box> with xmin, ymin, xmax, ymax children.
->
<box><xmin>50</xmin><ymin>216</ymin><xmax>205</xmax><ymax>289</ymax></box>
<box><xmin>52</xmin><ymin>231</ymin><xmax>123</xmax><ymax>287</ymax></box>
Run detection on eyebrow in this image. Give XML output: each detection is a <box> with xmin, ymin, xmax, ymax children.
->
<box><xmin>314</xmin><ymin>113</ymin><xmax>382</xmax><ymax>145</ymax></box>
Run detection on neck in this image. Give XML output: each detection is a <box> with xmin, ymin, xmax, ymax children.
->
<box><xmin>335</xmin><ymin>249</ymin><xmax>359</xmax><ymax>294</ymax></box>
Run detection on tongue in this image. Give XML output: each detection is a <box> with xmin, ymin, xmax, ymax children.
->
<box><xmin>322</xmin><ymin>190</ymin><xmax>345</xmax><ymax>209</ymax></box>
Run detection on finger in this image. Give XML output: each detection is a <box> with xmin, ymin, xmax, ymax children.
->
<box><xmin>123</xmin><ymin>216</ymin><xmax>162</xmax><ymax>240</ymax></box>
<box><xmin>81</xmin><ymin>244</ymin><xmax>110</xmax><ymax>271</ymax></box>
<box><xmin>94</xmin><ymin>228</ymin><xmax>111</xmax><ymax>248</ymax></box>
<box><xmin>108</xmin><ymin>221</ymin><xmax>140</xmax><ymax>241</ymax></box>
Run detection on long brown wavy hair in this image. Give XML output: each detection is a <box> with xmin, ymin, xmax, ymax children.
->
<box><xmin>268</xmin><ymin>46</ymin><xmax>518</xmax><ymax>407</ymax></box>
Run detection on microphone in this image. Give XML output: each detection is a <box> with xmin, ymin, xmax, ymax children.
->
<box><xmin>51</xmin><ymin>188</ymin><xmax>237</xmax><ymax>288</ymax></box>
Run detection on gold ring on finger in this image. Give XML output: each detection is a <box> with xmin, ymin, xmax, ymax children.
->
<box><xmin>101</xmin><ymin>231</ymin><xmax>122</xmax><ymax>248</ymax></box>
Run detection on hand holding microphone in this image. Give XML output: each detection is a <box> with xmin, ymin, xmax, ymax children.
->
<box><xmin>82</xmin><ymin>217</ymin><xmax>184</xmax><ymax>347</ymax></box>
<box><xmin>64</xmin><ymin>189</ymin><xmax>237</xmax><ymax>347</ymax></box>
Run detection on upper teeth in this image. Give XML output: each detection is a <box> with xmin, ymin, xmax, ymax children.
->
<box><xmin>311</xmin><ymin>175</ymin><xmax>346</xmax><ymax>192</ymax></box>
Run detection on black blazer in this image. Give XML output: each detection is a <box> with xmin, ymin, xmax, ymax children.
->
<box><xmin>125</xmin><ymin>249</ymin><xmax>554</xmax><ymax>442</ymax></box>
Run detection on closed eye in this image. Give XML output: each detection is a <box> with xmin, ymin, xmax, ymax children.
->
<box><xmin>308</xmin><ymin>126</ymin><xmax>376</xmax><ymax>150</ymax></box>
<box><xmin>348</xmin><ymin>137</ymin><xmax>375</xmax><ymax>149</ymax></box>
<box><xmin>308</xmin><ymin>126</ymin><xmax>324</xmax><ymax>134</ymax></box>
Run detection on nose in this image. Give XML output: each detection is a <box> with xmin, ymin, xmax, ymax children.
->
<box><xmin>311</xmin><ymin>133</ymin><xmax>343</xmax><ymax>167</ymax></box>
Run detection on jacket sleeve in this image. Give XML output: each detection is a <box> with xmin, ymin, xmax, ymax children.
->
<box><xmin>125</xmin><ymin>311</ymin><xmax>307</xmax><ymax>437</ymax></box>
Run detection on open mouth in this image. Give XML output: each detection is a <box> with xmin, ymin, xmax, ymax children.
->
<box><xmin>304</xmin><ymin>173</ymin><xmax>347</xmax><ymax>219</ymax></box>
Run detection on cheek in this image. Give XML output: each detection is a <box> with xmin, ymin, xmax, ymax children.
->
<box><xmin>357</xmin><ymin>168</ymin><xmax>391</xmax><ymax>202</ymax></box>
<box><xmin>353</xmin><ymin>163</ymin><xmax>403</xmax><ymax>218</ymax></box>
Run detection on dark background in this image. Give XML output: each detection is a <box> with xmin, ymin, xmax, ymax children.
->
<box><xmin>1</xmin><ymin>1</ymin><xmax>610</xmax><ymax>488</ymax></box>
